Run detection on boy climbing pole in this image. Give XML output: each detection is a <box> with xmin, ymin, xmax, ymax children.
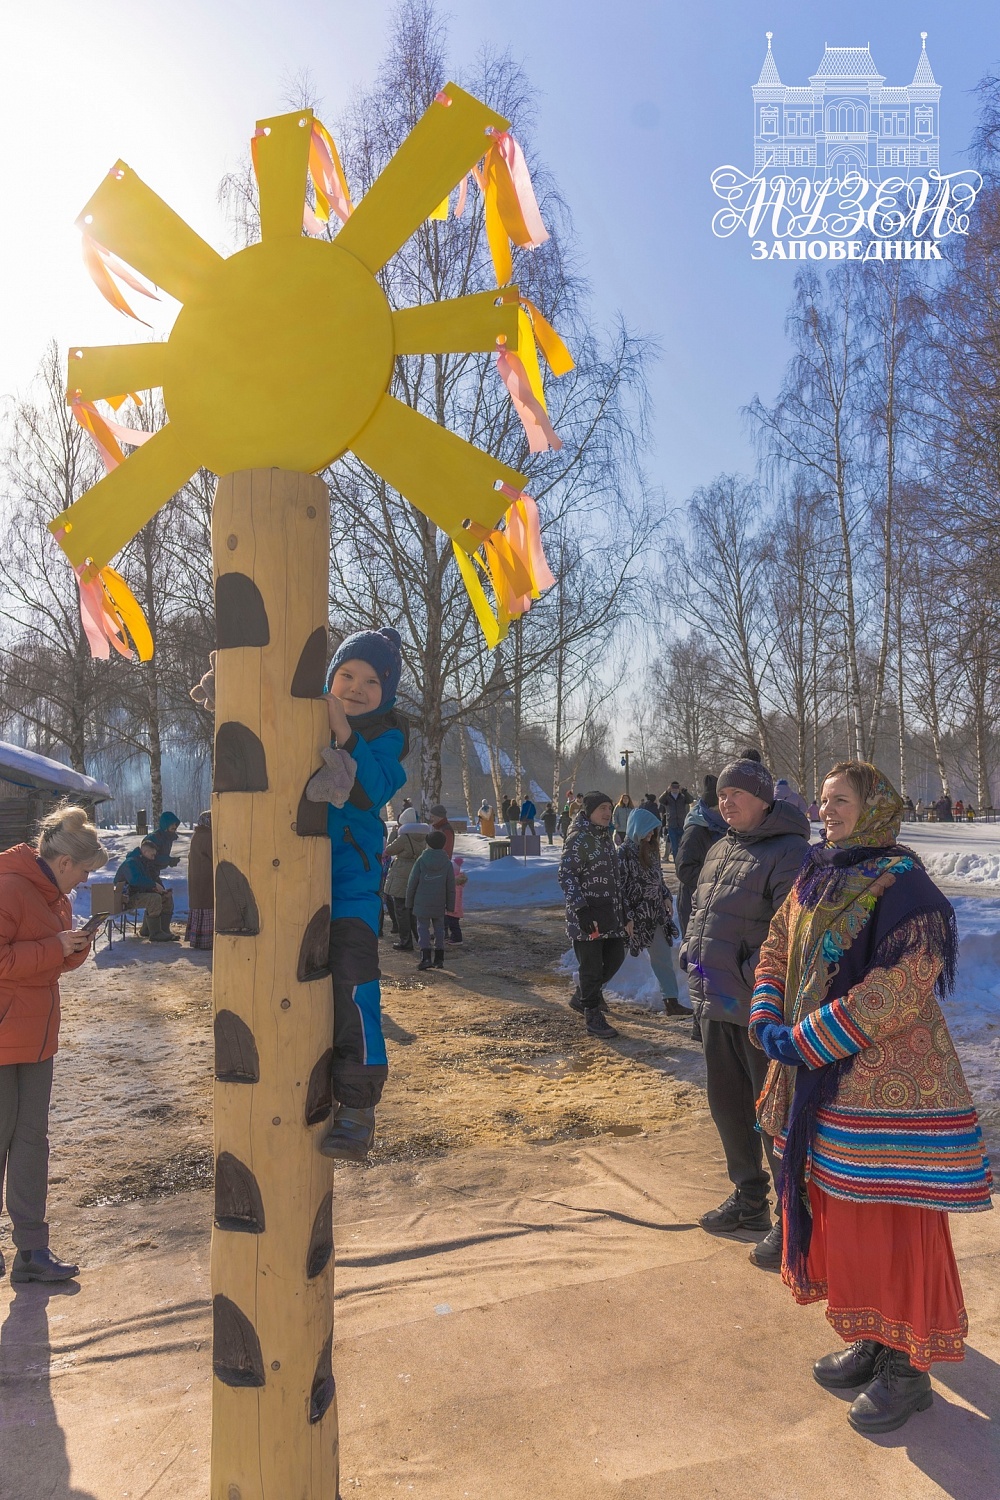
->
<box><xmin>307</xmin><ymin>628</ymin><xmax>408</xmax><ymax>1163</ymax></box>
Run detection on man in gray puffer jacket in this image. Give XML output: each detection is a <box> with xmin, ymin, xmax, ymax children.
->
<box><xmin>681</xmin><ymin>754</ymin><xmax>809</xmax><ymax>1265</ymax></box>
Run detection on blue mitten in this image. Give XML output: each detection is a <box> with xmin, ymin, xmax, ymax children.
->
<box><xmin>758</xmin><ymin>1023</ymin><xmax>803</xmax><ymax>1066</ymax></box>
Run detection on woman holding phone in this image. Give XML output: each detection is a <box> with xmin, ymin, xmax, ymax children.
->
<box><xmin>0</xmin><ymin>803</ymin><xmax>108</xmax><ymax>1283</ymax></box>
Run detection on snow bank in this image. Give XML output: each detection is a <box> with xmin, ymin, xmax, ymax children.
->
<box><xmin>556</xmin><ymin>946</ymin><xmax>692</xmax><ymax>1012</ymax></box>
<box><xmin>455</xmin><ymin>831</ymin><xmax>562</xmax><ymax>911</ymax></box>
<box><xmin>898</xmin><ymin>822</ymin><xmax>1000</xmax><ymax>886</ymax></box>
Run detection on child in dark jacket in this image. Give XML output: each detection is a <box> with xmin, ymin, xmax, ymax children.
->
<box><xmin>312</xmin><ymin>628</ymin><xmax>408</xmax><ymax>1163</ymax></box>
<box><xmin>405</xmin><ymin>830</ymin><xmax>456</xmax><ymax>971</ymax></box>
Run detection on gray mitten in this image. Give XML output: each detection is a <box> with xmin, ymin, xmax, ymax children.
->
<box><xmin>190</xmin><ymin>651</ymin><xmax>216</xmax><ymax>711</ymax></box>
<box><xmin>305</xmin><ymin>746</ymin><xmax>358</xmax><ymax>807</ymax></box>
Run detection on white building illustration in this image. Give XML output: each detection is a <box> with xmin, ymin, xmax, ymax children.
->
<box><xmin>753</xmin><ymin>33</ymin><xmax>940</xmax><ymax>182</ymax></box>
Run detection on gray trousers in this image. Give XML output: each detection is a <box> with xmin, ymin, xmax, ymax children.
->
<box><xmin>648</xmin><ymin>925</ymin><xmax>678</xmax><ymax>1001</ymax></box>
<box><xmin>0</xmin><ymin>1058</ymin><xmax>53</xmax><ymax>1249</ymax></box>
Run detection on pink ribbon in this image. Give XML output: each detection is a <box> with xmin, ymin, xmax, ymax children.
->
<box><xmin>496</xmin><ymin>351</ymin><xmax>562</xmax><ymax>453</ymax></box>
<box><xmin>488</xmin><ymin>131</ymin><xmax>549</xmax><ymax>249</ymax></box>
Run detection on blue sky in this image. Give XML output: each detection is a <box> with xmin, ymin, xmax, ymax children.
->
<box><xmin>2</xmin><ymin>0</ymin><xmax>997</xmax><ymax>506</ymax></box>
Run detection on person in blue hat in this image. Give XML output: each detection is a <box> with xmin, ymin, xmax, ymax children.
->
<box><xmin>314</xmin><ymin>627</ymin><xmax>408</xmax><ymax>1163</ymax></box>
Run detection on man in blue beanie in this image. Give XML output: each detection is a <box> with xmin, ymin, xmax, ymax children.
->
<box><xmin>315</xmin><ymin>627</ymin><xmax>408</xmax><ymax>1163</ymax></box>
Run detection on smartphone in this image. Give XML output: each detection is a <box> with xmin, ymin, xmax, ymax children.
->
<box><xmin>78</xmin><ymin>912</ymin><xmax>106</xmax><ymax>936</ymax></box>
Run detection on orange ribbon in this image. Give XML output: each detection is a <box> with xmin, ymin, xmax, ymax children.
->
<box><xmin>81</xmin><ymin>234</ymin><xmax>159</xmax><ymax>323</ymax></box>
<box><xmin>455</xmin><ymin>490</ymin><xmax>556</xmax><ymax>646</ymax></box>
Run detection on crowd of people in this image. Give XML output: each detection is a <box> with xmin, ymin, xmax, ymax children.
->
<box><xmin>556</xmin><ymin>750</ymin><xmax>993</xmax><ymax>1436</ymax></box>
<box><xmin>0</xmin><ymin>667</ymin><xmax>993</xmax><ymax>1440</ymax></box>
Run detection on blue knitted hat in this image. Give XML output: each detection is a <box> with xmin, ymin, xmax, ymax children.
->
<box><xmin>327</xmin><ymin>628</ymin><xmax>402</xmax><ymax>709</ymax></box>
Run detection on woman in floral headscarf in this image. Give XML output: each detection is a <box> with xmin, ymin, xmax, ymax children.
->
<box><xmin>749</xmin><ymin>761</ymin><xmax>992</xmax><ymax>1436</ymax></box>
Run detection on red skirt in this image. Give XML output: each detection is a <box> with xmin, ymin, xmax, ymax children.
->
<box><xmin>783</xmin><ymin>1180</ymin><xmax>968</xmax><ymax>1369</ymax></box>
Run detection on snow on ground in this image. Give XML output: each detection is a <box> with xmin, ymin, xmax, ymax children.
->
<box><xmin>898</xmin><ymin>819</ymin><xmax>1000</xmax><ymax>886</ymax></box>
<box><xmin>455</xmin><ymin>831</ymin><xmax>562</xmax><ymax>911</ymax></box>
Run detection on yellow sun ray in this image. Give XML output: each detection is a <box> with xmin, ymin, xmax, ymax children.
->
<box><xmin>350</xmin><ymin>393</ymin><xmax>525</xmax><ymax>551</ymax></box>
<box><xmin>54</xmin><ymin>97</ymin><xmax>561</xmax><ymax>650</ymax></box>
<box><xmin>336</xmin><ymin>83</ymin><xmax>508</xmax><ymax>274</ymax></box>
<box><xmin>392</xmin><ymin>288</ymin><xmax>518</xmax><ymax>355</ymax></box>
<box><xmin>53</xmin><ymin>425</ymin><xmax>197</xmax><ymax>570</ymax></box>
<box><xmin>67</xmin><ymin>343</ymin><xmax>168</xmax><ymax>404</ymax></box>
<box><xmin>255</xmin><ymin>109</ymin><xmax>314</xmax><ymax>240</ymax></box>
<box><xmin>76</xmin><ymin>162</ymin><xmax>223</xmax><ymax>304</ymax></box>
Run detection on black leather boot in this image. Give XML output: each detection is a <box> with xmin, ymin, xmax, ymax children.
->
<box><xmin>433</xmin><ymin>949</ymin><xmax>445</xmax><ymax>968</ymax></box>
<box><xmin>813</xmin><ymin>1339</ymin><xmax>883</xmax><ymax>1390</ymax></box>
<box><xmin>11</xmin><ymin>1247</ymin><xmax>80</xmax><ymax>1283</ymax></box>
<box><xmin>749</xmin><ymin>1216</ymin><xmax>783</xmax><ymax>1269</ymax></box>
<box><xmin>848</xmin><ymin>1348</ymin><xmax>933</xmax><ymax>1433</ymax></box>
<box><xmin>417</xmin><ymin>949</ymin><xmax>433</xmax><ymax>971</ymax></box>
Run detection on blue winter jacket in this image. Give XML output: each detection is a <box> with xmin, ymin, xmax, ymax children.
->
<box><xmin>328</xmin><ymin>709</ymin><xmax>408</xmax><ymax>928</ymax></box>
<box><xmin>114</xmin><ymin>848</ymin><xmax>162</xmax><ymax>894</ymax></box>
<box><xmin>520</xmin><ymin>799</ymin><xmax>537</xmax><ymax>821</ymax></box>
<box><xmin>149</xmin><ymin>810</ymin><xmax>180</xmax><ymax>872</ymax></box>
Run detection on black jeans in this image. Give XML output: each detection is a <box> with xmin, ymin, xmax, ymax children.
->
<box><xmin>0</xmin><ymin>1058</ymin><xmax>54</xmax><ymax>1250</ymax></box>
<box><xmin>701</xmin><ymin>1016</ymin><xmax>778</xmax><ymax>1202</ymax></box>
<box><xmin>573</xmin><ymin>936</ymin><xmax>626</xmax><ymax>1010</ymax></box>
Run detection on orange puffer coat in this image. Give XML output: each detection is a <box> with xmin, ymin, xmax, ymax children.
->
<box><xmin>0</xmin><ymin>844</ymin><xmax>88</xmax><ymax>1065</ymax></box>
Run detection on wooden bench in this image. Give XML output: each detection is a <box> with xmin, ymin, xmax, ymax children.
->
<box><xmin>488</xmin><ymin>839</ymin><xmax>512</xmax><ymax>862</ymax></box>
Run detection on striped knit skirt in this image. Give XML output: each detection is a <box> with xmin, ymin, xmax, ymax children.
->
<box><xmin>784</xmin><ymin>1179</ymin><xmax>968</xmax><ymax>1369</ymax></box>
<box><xmin>185</xmin><ymin>908</ymin><xmax>214</xmax><ymax>949</ymax></box>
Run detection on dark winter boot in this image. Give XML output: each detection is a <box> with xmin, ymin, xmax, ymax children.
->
<box><xmin>699</xmin><ymin>1190</ymin><xmax>771</xmax><ymax>1234</ymax></box>
<box><xmin>433</xmin><ymin>949</ymin><xmax>445</xmax><ymax>968</ymax></box>
<box><xmin>10</xmin><ymin>1247</ymin><xmax>80</xmax><ymax>1283</ymax></box>
<box><xmin>663</xmin><ymin>997</ymin><xmax>693</xmax><ymax>1017</ymax></box>
<box><xmin>814</xmin><ymin>1340</ymin><xmax>884</xmax><ymax>1391</ymax></box>
<box><xmin>0</xmin><ymin>1247</ymin><xmax>5</xmax><ymax>1279</ymax></box>
<box><xmin>570</xmin><ymin>985</ymin><xmax>608</xmax><ymax>1015</ymax></box>
<box><xmin>147</xmin><ymin>912</ymin><xmax>173</xmax><ymax>942</ymax></box>
<box><xmin>749</xmin><ymin>1216</ymin><xmax>783</xmax><ymax>1270</ymax></box>
<box><xmin>417</xmin><ymin>949</ymin><xmax>433</xmax><ymax>971</ymax></box>
<box><xmin>318</xmin><ymin>1105</ymin><xmax>376</xmax><ymax>1163</ymax></box>
<box><xmin>848</xmin><ymin>1348</ymin><xmax>933</xmax><ymax>1433</ymax></box>
<box><xmin>584</xmin><ymin>1006</ymin><xmax>619</xmax><ymax>1040</ymax></box>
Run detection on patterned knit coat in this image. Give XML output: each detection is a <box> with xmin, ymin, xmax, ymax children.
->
<box><xmin>558</xmin><ymin>813</ymin><xmax>625</xmax><ymax>941</ymax></box>
<box><xmin>750</xmin><ymin>890</ymin><xmax>993</xmax><ymax>1215</ymax></box>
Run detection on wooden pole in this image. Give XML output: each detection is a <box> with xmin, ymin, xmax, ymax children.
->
<box><xmin>209</xmin><ymin>469</ymin><xmax>338</xmax><ymax>1499</ymax></box>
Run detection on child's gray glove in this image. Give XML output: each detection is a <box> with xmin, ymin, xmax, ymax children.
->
<box><xmin>305</xmin><ymin>746</ymin><xmax>358</xmax><ymax>807</ymax></box>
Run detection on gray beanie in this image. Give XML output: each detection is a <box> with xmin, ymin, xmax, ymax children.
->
<box><xmin>717</xmin><ymin>758</ymin><xmax>774</xmax><ymax>804</ymax></box>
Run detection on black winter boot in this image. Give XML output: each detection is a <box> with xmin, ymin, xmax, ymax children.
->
<box><xmin>318</xmin><ymin>1105</ymin><xmax>376</xmax><ymax>1163</ymax></box>
<box><xmin>417</xmin><ymin>949</ymin><xmax>433</xmax><ymax>971</ymax></box>
<box><xmin>749</xmin><ymin>1216</ymin><xmax>783</xmax><ymax>1269</ymax></box>
<box><xmin>11</xmin><ymin>1247</ymin><xmax>80</xmax><ymax>1283</ymax></box>
<box><xmin>814</xmin><ymin>1340</ymin><xmax>884</xmax><ymax>1390</ymax></box>
<box><xmin>433</xmin><ymin>949</ymin><xmax>445</xmax><ymax>968</ymax></box>
<box><xmin>848</xmin><ymin>1348</ymin><xmax>933</xmax><ymax>1433</ymax></box>
<box><xmin>570</xmin><ymin>985</ymin><xmax>608</xmax><ymax>1014</ymax></box>
<box><xmin>585</xmin><ymin>1006</ymin><xmax>619</xmax><ymax>1039</ymax></box>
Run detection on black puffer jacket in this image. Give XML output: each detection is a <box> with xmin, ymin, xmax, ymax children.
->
<box><xmin>680</xmin><ymin>801</ymin><xmax>810</xmax><ymax>1027</ymax></box>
